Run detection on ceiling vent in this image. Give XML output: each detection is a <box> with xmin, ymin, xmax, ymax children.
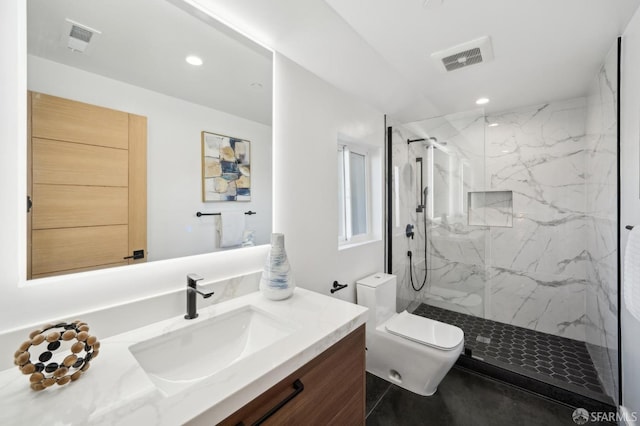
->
<box><xmin>64</xmin><ymin>19</ymin><xmax>101</xmax><ymax>53</ymax></box>
<box><xmin>431</xmin><ymin>36</ymin><xmax>494</xmax><ymax>72</ymax></box>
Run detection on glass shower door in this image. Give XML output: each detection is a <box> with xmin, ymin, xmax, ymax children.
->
<box><xmin>389</xmin><ymin>109</ymin><xmax>488</xmax><ymax>319</ymax></box>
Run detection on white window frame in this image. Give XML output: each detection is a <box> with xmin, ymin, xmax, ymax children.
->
<box><xmin>338</xmin><ymin>143</ymin><xmax>372</xmax><ymax>245</ymax></box>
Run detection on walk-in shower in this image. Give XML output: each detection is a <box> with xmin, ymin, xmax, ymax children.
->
<box><xmin>386</xmin><ymin>40</ymin><xmax>620</xmax><ymax>411</ymax></box>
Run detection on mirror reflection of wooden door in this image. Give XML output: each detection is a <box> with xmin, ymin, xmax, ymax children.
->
<box><xmin>27</xmin><ymin>92</ymin><xmax>147</xmax><ymax>279</ymax></box>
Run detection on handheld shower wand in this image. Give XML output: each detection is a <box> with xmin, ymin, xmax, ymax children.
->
<box><xmin>408</xmin><ymin>186</ymin><xmax>429</xmax><ymax>292</ymax></box>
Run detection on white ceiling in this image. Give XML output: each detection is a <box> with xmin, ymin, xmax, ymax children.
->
<box><xmin>28</xmin><ymin>0</ymin><xmax>640</xmax><ymax>124</ymax></box>
<box><xmin>325</xmin><ymin>0</ymin><xmax>640</xmax><ymax>120</ymax></box>
<box><xmin>183</xmin><ymin>0</ymin><xmax>640</xmax><ymax>122</ymax></box>
<box><xmin>27</xmin><ymin>0</ymin><xmax>273</xmax><ymax>125</ymax></box>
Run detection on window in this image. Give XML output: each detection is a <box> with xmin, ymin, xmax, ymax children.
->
<box><xmin>338</xmin><ymin>143</ymin><xmax>371</xmax><ymax>244</ymax></box>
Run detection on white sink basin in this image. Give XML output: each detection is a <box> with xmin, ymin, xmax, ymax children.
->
<box><xmin>129</xmin><ymin>305</ymin><xmax>297</xmax><ymax>396</ymax></box>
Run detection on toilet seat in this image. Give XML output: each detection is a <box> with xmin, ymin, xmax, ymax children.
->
<box><xmin>385</xmin><ymin>311</ymin><xmax>464</xmax><ymax>351</ymax></box>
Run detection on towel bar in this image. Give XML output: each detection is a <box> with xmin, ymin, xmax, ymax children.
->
<box><xmin>196</xmin><ymin>211</ymin><xmax>256</xmax><ymax>217</ymax></box>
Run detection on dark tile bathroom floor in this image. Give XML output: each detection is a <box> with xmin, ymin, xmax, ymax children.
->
<box><xmin>366</xmin><ymin>369</ymin><xmax>615</xmax><ymax>426</ymax></box>
<box><xmin>412</xmin><ymin>304</ymin><xmax>608</xmax><ymax>398</ymax></box>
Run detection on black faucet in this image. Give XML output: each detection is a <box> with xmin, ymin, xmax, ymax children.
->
<box><xmin>184</xmin><ymin>273</ymin><xmax>214</xmax><ymax>320</ymax></box>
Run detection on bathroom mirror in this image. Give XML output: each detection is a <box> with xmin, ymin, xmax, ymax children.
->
<box><xmin>26</xmin><ymin>0</ymin><xmax>273</xmax><ymax>279</ymax></box>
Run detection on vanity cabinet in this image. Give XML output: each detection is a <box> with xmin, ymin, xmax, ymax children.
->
<box><xmin>201</xmin><ymin>325</ymin><xmax>365</xmax><ymax>425</ymax></box>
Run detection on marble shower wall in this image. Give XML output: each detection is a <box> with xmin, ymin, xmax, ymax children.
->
<box><xmin>389</xmin><ymin>125</ymin><xmax>419</xmax><ymax>311</ymax></box>
<box><xmin>394</xmin><ymin>82</ymin><xmax>616</xmax><ymax>348</ymax></box>
<box><xmin>393</xmin><ymin>112</ymin><xmax>488</xmax><ymax>318</ymax></box>
<box><xmin>391</xmin><ymin>46</ymin><xmax>618</xmax><ymax>402</ymax></box>
<box><xmin>584</xmin><ymin>41</ymin><xmax>619</xmax><ymax>403</ymax></box>
<box><xmin>402</xmin><ymin>102</ymin><xmax>591</xmax><ymax>341</ymax></box>
<box><xmin>484</xmin><ymin>98</ymin><xmax>589</xmax><ymax>341</ymax></box>
<box><xmin>389</xmin><ymin>124</ymin><xmax>436</xmax><ymax>311</ymax></box>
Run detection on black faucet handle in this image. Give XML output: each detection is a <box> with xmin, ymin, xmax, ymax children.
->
<box><xmin>405</xmin><ymin>224</ymin><xmax>415</xmax><ymax>239</ymax></box>
<box><xmin>198</xmin><ymin>289</ymin><xmax>214</xmax><ymax>299</ymax></box>
<box><xmin>187</xmin><ymin>273</ymin><xmax>204</xmax><ymax>287</ymax></box>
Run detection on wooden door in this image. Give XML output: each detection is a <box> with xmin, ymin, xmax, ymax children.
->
<box><xmin>28</xmin><ymin>92</ymin><xmax>147</xmax><ymax>279</ymax></box>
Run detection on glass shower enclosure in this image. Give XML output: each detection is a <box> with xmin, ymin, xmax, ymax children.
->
<box><xmin>390</xmin><ymin>110</ymin><xmax>487</xmax><ymax>320</ymax></box>
<box><xmin>387</xmin><ymin>44</ymin><xmax>620</xmax><ymax>409</ymax></box>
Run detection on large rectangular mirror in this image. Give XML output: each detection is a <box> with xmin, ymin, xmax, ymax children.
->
<box><xmin>26</xmin><ymin>0</ymin><xmax>273</xmax><ymax>279</ymax></box>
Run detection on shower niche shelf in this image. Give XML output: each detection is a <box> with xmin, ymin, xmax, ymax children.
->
<box><xmin>467</xmin><ymin>190</ymin><xmax>513</xmax><ymax>227</ymax></box>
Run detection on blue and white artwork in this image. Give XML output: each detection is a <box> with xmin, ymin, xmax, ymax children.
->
<box><xmin>202</xmin><ymin>131</ymin><xmax>251</xmax><ymax>202</ymax></box>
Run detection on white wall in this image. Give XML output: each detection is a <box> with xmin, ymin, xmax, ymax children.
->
<box><xmin>0</xmin><ymin>0</ymin><xmax>25</xmax><ymax>330</ymax></box>
<box><xmin>28</xmin><ymin>55</ymin><xmax>272</xmax><ymax>261</ymax></box>
<box><xmin>273</xmin><ymin>53</ymin><xmax>384</xmax><ymax>300</ymax></box>
<box><xmin>621</xmin><ymin>8</ymin><xmax>640</xmax><ymax>418</ymax></box>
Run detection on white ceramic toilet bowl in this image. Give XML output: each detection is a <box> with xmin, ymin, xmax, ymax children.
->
<box><xmin>366</xmin><ymin>310</ymin><xmax>463</xmax><ymax>396</ymax></box>
<box><xmin>356</xmin><ymin>273</ymin><xmax>464</xmax><ymax>396</ymax></box>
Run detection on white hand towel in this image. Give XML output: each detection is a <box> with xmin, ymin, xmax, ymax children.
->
<box><xmin>220</xmin><ymin>211</ymin><xmax>246</xmax><ymax>248</ymax></box>
<box><xmin>624</xmin><ymin>226</ymin><xmax>640</xmax><ymax>321</ymax></box>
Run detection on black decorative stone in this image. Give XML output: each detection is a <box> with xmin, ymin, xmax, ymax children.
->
<box><xmin>85</xmin><ymin>344</ymin><xmax>91</xmax><ymax>352</ymax></box>
<box><xmin>47</xmin><ymin>341</ymin><xmax>61</xmax><ymax>351</ymax></box>
<box><xmin>38</xmin><ymin>351</ymin><xmax>52</xmax><ymax>362</ymax></box>
<box><xmin>72</xmin><ymin>358</ymin><xmax>83</xmax><ymax>369</ymax></box>
<box><xmin>64</xmin><ymin>324</ymin><xmax>77</xmax><ymax>330</ymax></box>
<box><xmin>54</xmin><ymin>323</ymin><xmax>66</xmax><ymax>328</ymax></box>
<box><xmin>34</xmin><ymin>363</ymin><xmax>44</xmax><ymax>372</ymax></box>
<box><xmin>44</xmin><ymin>362</ymin><xmax>58</xmax><ymax>373</ymax></box>
<box><xmin>85</xmin><ymin>352</ymin><xmax>93</xmax><ymax>362</ymax></box>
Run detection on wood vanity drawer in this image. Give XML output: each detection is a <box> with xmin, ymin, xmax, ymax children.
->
<box><xmin>216</xmin><ymin>325</ymin><xmax>365</xmax><ymax>426</ymax></box>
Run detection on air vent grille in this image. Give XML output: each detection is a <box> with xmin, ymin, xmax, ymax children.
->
<box><xmin>431</xmin><ymin>36</ymin><xmax>494</xmax><ymax>73</ymax></box>
<box><xmin>442</xmin><ymin>47</ymin><xmax>483</xmax><ymax>71</ymax></box>
<box><xmin>69</xmin><ymin>25</ymin><xmax>93</xmax><ymax>43</ymax></box>
<box><xmin>64</xmin><ymin>19</ymin><xmax>101</xmax><ymax>53</ymax></box>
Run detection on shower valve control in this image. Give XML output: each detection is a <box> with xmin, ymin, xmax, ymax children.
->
<box><xmin>405</xmin><ymin>224</ymin><xmax>415</xmax><ymax>239</ymax></box>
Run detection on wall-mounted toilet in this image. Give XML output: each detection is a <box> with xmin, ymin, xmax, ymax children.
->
<box><xmin>356</xmin><ymin>273</ymin><xmax>464</xmax><ymax>396</ymax></box>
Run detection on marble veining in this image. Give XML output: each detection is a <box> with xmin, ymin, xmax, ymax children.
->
<box><xmin>392</xmin><ymin>114</ymin><xmax>489</xmax><ymax>318</ymax></box>
<box><xmin>0</xmin><ymin>288</ymin><xmax>367</xmax><ymax>425</ymax></box>
<box><xmin>391</xmin><ymin>44</ymin><xmax>619</xmax><ymax>401</ymax></box>
<box><xmin>468</xmin><ymin>191</ymin><xmax>513</xmax><ymax>227</ymax></box>
<box><xmin>0</xmin><ymin>272</ymin><xmax>263</xmax><ymax>372</ymax></box>
<box><xmin>393</xmin><ymin>93</ymin><xmax>615</xmax><ymax>347</ymax></box>
<box><xmin>584</xmin><ymin>40</ymin><xmax>619</xmax><ymax>404</ymax></box>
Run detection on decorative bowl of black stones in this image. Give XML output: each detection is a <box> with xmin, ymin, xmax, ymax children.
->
<box><xmin>13</xmin><ymin>320</ymin><xmax>100</xmax><ymax>391</ymax></box>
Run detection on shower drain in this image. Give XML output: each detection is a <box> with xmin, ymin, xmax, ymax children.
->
<box><xmin>476</xmin><ymin>335</ymin><xmax>491</xmax><ymax>344</ymax></box>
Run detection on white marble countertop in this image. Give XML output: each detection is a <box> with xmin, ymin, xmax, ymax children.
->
<box><xmin>0</xmin><ymin>288</ymin><xmax>368</xmax><ymax>425</ymax></box>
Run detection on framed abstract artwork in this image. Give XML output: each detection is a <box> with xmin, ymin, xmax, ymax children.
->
<box><xmin>201</xmin><ymin>131</ymin><xmax>251</xmax><ymax>202</ymax></box>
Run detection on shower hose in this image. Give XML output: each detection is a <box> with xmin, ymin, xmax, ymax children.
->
<box><xmin>408</xmin><ymin>208</ymin><xmax>428</xmax><ymax>292</ymax></box>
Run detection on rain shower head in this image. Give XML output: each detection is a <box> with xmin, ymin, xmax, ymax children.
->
<box><xmin>429</xmin><ymin>137</ymin><xmax>448</xmax><ymax>146</ymax></box>
<box><xmin>408</xmin><ymin>136</ymin><xmax>447</xmax><ymax>147</ymax></box>
<box><xmin>407</xmin><ymin>138</ymin><xmax>426</xmax><ymax>145</ymax></box>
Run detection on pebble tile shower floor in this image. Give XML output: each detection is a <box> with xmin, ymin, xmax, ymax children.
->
<box><xmin>412</xmin><ymin>303</ymin><xmax>607</xmax><ymax>397</ymax></box>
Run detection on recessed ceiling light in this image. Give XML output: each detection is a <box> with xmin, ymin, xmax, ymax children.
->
<box><xmin>476</xmin><ymin>97</ymin><xmax>490</xmax><ymax>105</ymax></box>
<box><xmin>501</xmin><ymin>150</ymin><xmax>510</xmax><ymax>153</ymax></box>
<box><xmin>185</xmin><ymin>55</ymin><xmax>203</xmax><ymax>66</ymax></box>
<box><xmin>488</xmin><ymin>122</ymin><xmax>499</xmax><ymax>127</ymax></box>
